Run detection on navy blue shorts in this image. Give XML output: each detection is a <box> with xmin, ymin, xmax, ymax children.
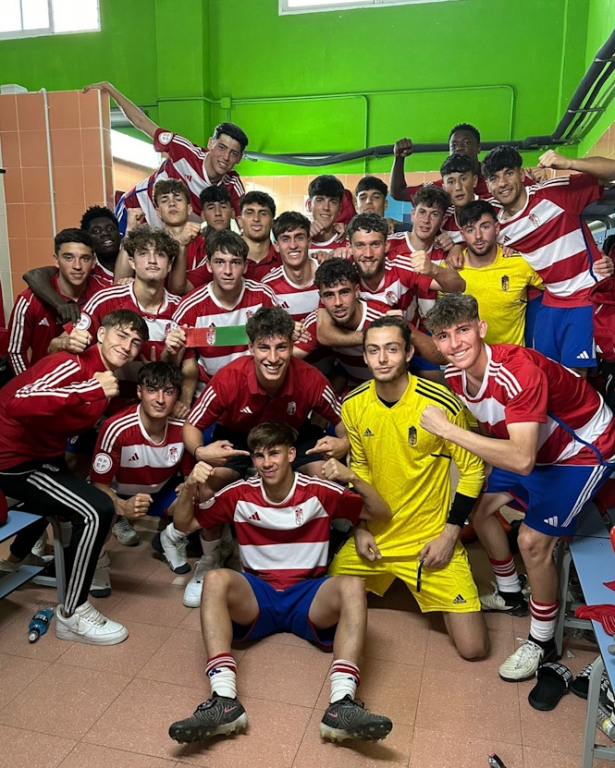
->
<box><xmin>118</xmin><ymin>476</ymin><xmax>180</xmax><ymax>519</ymax></box>
<box><xmin>486</xmin><ymin>463</ymin><xmax>615</xmax><ymax>536</ymax></box>
<box><xmin>232</xmin><ymin>573</ymin><xmax>336</xmax><ymax>647</ymax></box>
<box><xmin>533</xmin><ymin>304</ymin><xmax>596</xmax><ymax>368</ymax></box>
<box><xmin>524</xmin><ymin>292</ymin><xmax>543</xmax><ymax>348</ymax></box>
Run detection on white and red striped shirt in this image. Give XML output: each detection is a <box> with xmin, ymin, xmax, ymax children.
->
<box><xmin>73</xmin><ymin>283</ymin><xmax>179</xmax><ymax>373</ymax></box>
<box><xmin>358</xmin><ymin>258</ymin><xmax>433</xmax><ymax>310</ymax></box>
<box><xmin>187</xmin><ymin>355</ymin><xmax>341</xmax><ymax>433</ymax></box>
<box><xmin>309</xmin><ymin>232</ymin><xmax>349</xmax><ymax>259</ymax></box>
<box><xmin>122</xmin><ymin>129</ymin><xmax>245</xmax><ymax>224</ymax></box>
<box><xmin>492</xmin><ymin>174</ymin><xmax>602</xmax><ymax>307</ymax></box>
<box><xmin>262</xmin><ymin>264</ymin><xmax>319</xmax><ymax>321</ymax></box>
<box><xmin>445</xmin><ymin>344</ymin><xmax>615</xmax><ymax>466</ymax></box>
<box><xmin>173</xmin><ymin>279</ymin><xmax>277</xmax><ymax>380</ymax></box>
<box><xmin>90</xmin><ymin>261</ymin><xmax>115</xmax><ymax>287</ymax></box>
<box><xmin>195</xmin><ymin>473</ymin><xmax>363</xmax><ymax>590</ymax></box>
<box><xmin>90</xmin><ymin>404</ymin><xmax>184</xmax><ymax>496</ymax></box>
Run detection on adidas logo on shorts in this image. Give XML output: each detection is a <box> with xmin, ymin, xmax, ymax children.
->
<box><xmin>452</xmin><ymin>594</ymin><xmax>467</xmax><ymax>605</ymax></box>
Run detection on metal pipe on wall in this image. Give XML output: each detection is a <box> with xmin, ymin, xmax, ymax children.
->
<box><xmin>40</xmin><ymin>88</ymin><xmax>56</xmax><ymax>233</ymax></box>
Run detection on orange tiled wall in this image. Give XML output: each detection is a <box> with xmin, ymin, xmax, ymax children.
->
<box><xmin>0</xmin><ymin>89</ymin><xmax>113</xmax><ymax>306</ymax></box>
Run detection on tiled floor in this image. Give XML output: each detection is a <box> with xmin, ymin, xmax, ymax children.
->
<box><xmin>1</xmin><ymin>519</ymin><xmax>614</xmax><ymax>768</ymax></box>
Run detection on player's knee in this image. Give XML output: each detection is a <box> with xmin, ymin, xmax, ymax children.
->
<box><xmin>517</xmin><ymin>527</ymin><xmax>553</xmax><ymax>563</ymax></box>
<box><xmin>336</xmin><ymin>575</ymin><xmax>367</xmax><ymax>608</ymax></box>
<box><xmin>456</xmin><ymin>630</ymin><xmax>489</xmax><ymax>661</ymax></box>
<box><xmin>202</xmin><ymin>568</ymin><xmax>231</xmax><ymax>595</ymax></box>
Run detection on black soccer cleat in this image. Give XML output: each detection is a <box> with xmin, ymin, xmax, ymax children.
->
<box><xmin>169</xmin><ymin>694</ymin><xmax>248</xmax><ymax>743</ymax></box>
<box><xmin>320</xmin><ymin>695</ymin><xmax>393</xmax><ymax>742</ymax></box>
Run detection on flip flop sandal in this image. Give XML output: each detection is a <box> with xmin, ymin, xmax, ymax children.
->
<box><xmin>528</xmin><ymin>662</ymin><xmax>572</xmax><ymax>711</ymax></box>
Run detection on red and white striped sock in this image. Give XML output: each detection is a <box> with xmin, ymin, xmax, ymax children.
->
<box><xmin>489</xmin><ymin>555</ymin><xmax>521</xmax><ymax>593</ymax></box>
<box><xmin>330</xmin><ymin>659</ymin><xmax>360</xmax><ymax>703</ymax></box>
<box><xmin>529</xmin><ymin>597</ymin><xmax>558</xmax><ymax>644</ymax></box>
<box><xmin>206</xmin><ymin>653</ymin><xmax>237</xmax><ymax>699</ymax></box>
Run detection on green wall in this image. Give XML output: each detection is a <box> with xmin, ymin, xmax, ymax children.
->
<box><xmin>0</xmin><ymin>0</ymin><xmax>610</xmax><ymax>177</ymax></box>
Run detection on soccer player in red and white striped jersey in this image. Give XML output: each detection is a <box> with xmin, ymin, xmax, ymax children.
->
<box><xmin>423</xmin><ymin>293</ymin><xmax>615</xmax><ymax>682</ymax></box>
<box><xmin>482</xmin><ymin>146</ymin><xmax>615</xmax><ymax>371</ymax></box>
<box><xmin>166</xmin><ymin>230</ymin><xmax>277</xmax><ymax>410</ymax></box>
<box><xmin>307</xmin><ymin>175</ymin><xmax>350</xmax><ymax>259</ymax></box>
<box><xmin>168</xmin><ymin>420</ymin><xmax>393</xmax><ymax>745</ymax></box>
<box><xmin>263</xmin><ymin>212</ymin><xmax>319</xmax><ymax>322</ymax></box>
<box><xmin>8</xmin><ymin>229</ymin><xmax>105</xmax><ymax>375</ymax></box>
<box><xmin>239</xmin><ymin>191</ymin><xmax>281</xmax><ymax>282</ymax></box>
<box><xmin>83</xmin><ymin>83</ymin><xmax>247</xmax><ymax>233</ymax></box>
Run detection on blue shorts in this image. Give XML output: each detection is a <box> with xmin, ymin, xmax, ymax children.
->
<box><xmin>486</xmin><ymin>463</ymin><xmax>615</xmax><ymax>536</ymax></box>
<box><xmin>524</xmin><ymin>292</ymin><xmax>543</xmax><ymax>348</ymax></box>
<box><xmin>115</xmin><ymin>196</ymin><xmax>128</xmax><ymax>236</ymax></box>
<box><xmin>232</xmin><ymin>573</ymin><xmax>336</xmax><ymax>647</ymax></box>
<box><xmin>533</xmin><ymin>304</ymin><xmax>596</xmax><ymax>368</ymax></box>
<box><xmin>409</xmin><ymin>354</ymin><xmax>440</xmax><ymax>373</ymax></box>
<box><xmin>118</xmin><ymin>476</ymin><xmax>180</xmax><ymax>519</ymax></box>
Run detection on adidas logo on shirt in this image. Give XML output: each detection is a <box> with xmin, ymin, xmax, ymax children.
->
<box><xmin>240</xmin><ymin>406</ymin><xmax>253</xmax><ymax>414</ymax></box>
<box><xmin>452</xmin><ymin>594</ymin><xmax>467</xmax><ymax>605</ymax></box>
<box><xmin>38</xmin><ymin>318</ymin><xmax>50</xmax><ymax>326</ymax></box>
<box><xmin>363</xmin><ymin>428</ymin><xmax>374</xmax><ymax>437</ymax></box>
<box><xmin>248</xmin><ymin>511</ymin><xmax>261</xmax><ymax>521</ymax></box>
<box><xmin>576</xmin><ymin>351</ymin><xmax>590</xmax><ymax>360</ymax></box>
<box><xmin>128</xmin><ymin>451</ymin><xmax>139</xmax><ymax>462</ymax></box>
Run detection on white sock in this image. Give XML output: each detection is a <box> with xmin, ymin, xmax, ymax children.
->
<box><xmin>201</xmin><ymin>537</ymin><xmax>222</xmax><ymax>563</ymax></box>
<box><xmin>330</xmin><ymin>660</ymin><xmax>360</xmax><ymax>703</ymax></box>
<box><xmin>206</xmin><ymin>654</ymin><xmax>237</xmax><ymax>698</ymax></box>
<box><xmin>164</xmin><ymin>522</ymin><xmax>187</xmax><ymax>543</ymax></box>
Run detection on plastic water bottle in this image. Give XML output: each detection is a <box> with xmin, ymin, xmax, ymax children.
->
<box><xmin>488</xmin><ymin>755</ymin><xmax>507</xmax><ymax>768</ymax></box>
<box><xmin>28</xmin><ymin>608</ymin><xmax>54</xmax><ymax>643</ymax></box>
<box><xmin>597</xmin><ymin>705</ymin><xmax>615</xmax><ymax>742</ymax></box>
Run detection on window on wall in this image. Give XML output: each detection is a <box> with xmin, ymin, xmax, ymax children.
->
<box><xmin>0</xmin><ymin>0</ymin><xmax>100</xmax><ymax>40</ymax></box>
<box><xmin>280</xmin><ymin>0</ymin><xmax>456</xmax><ymax>13</ymax></box>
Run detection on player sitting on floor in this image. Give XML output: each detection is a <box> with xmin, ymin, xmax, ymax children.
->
<box><xmin>168</xmin><ymin>420</ymin><xmax>393</xmax><ymax>744</ymax></box>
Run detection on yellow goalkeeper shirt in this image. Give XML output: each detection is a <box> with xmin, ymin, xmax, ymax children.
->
<box><xmin>341</xmin><ymin>375</ymin><xmax>484</xmax><ymax>556</ymax></box>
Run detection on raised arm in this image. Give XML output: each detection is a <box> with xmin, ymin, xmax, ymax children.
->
<box><xmin>84</xmin><ymin>82</ymin><xmax>159</xmax><ymax>140</ymax></box>
<box><xmin>169</xmin><ymin>462</ymin><xmax>214</xmax><ymax>534</ymax></box>
<box><xmin>389</xmin><ymin>138</ymin><xmax>413</xmax><ymax>202</ymax></box>
<box><xmin>321</xmin><ymin>458</ymin><xmax>391</xmax><ymax>522</ymax></box>
<box><xmin>539</xmin><ymin>150</ymin><xmax>615</xmax><ymax>185</ymax></box>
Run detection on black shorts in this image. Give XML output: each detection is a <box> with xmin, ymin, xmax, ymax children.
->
<box><xmin>211</xmin><ymin>422</ymin><xmax>326</xmax><ymax>477</ymax></box>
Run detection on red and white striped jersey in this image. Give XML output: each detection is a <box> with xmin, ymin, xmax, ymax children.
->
<box><xmin>261</xmin><ymin>264</ymin><xmax>319</xmax><ymax>321</ymax></box>
<box><xmin>244</xmin><ymin>244</ymin><xmax>281</xmax><ymax>282</ymax></box>
<box><xmin>308</xmin><ymin>232</ymin><xmax>349</xmax><ymax>259</ymax></box>
<box><xmin>90</xmin><ymin>404</ymin><xmax>184</xmax><ymax>496</ymax></box>
<box><xmin>195</xmin><ymin>472</ymin><xmax>363</xmax><ymax>590</ymax></box>
<box><xmin>440</xmin><ymin>201</ymin><xmax>480</xmax><ymax>245</ymax></box>
<box><xmin>90</xmin><ymin>261</ymin><xmax>115</xmax><ymax>287</ymax></box>
<box><xmin>74</xmin><ymin>283</ymin><xmax>180</xmax><ymax>366</ymax></box>
<box><xmin>172</xmin><ymin>279</ymin><xmax>277</xmax><ymax>379</ymax></box>
<box><xmin>187</xmin><ymin>355</ymin><xmax>342</xmax><ymax>433</ymax></box>
<box><xmin>122</xmin><ymin>129</ymin><xmax>245</xmax><ymax>224</ymax></box>
<box><xmin>405</xmin><ymin>171</ymin><xmax>535</xmax><ymax>202</ymax></box>
<box><xmin>358</xmin><ymin>258</ymin><xmax>433</xmax><ymax>309</ymax></box>
<box><xmin>491</xmin><ymin>174</ymin><xmax>602</xmax><ymax>307</ymax></box>
<box><xmin>444</xmin><ymin>344</ymin><xmax>615</xmax><ymax>466</ymax></box>
<box><xmin>8</xmin><ymin>273</ymin><xmax>105</xmax><ymax>375</ymax></box>
<box><xmin>0</xmin><ymin>345</ymin><xmax>110</xmax><ymax>469</ymax></box>
<box><xmin>186</xmin><ymin>233</ymin><xmax>207</xmax><ymax>271</ymax></box>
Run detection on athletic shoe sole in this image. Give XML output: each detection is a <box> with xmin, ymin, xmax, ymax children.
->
<box><xmin>151</xmin><ymin>533</ymin><xmax>191</xmax><ymax>575</ymax></box>
<box><xmin>89</xmin><ymin>586</ymin><xmax>112</xmax><ymax>598</ymax></box>
<box><xmin>55</xmin><ymin>624</ymin><xmax>128</xmax><ymax>645</ymax></box>
<box><xmin>320</xmin><ymin>719</ymin><xmax>393</xmax><ymax>742</ymax></box>
<box><xmin>480</xmin><ymin>602</ymin><xmax>529</xmax><ymax>618</ymax></box>
<box><xmin>169</xmin><ymin>712</ymin><xmax>248</xmax><ymax>743</ymax></box>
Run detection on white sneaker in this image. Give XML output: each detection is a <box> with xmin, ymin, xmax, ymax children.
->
<box><xmin>152</xmin><ymin>525</ymin><xmax>190</xmax><ymax>574</ymax></box>
<box><xmin>55</xmin><ymin>601</ymin><xmax>128</xmax><ymax>645</ymax></box>
<box><xmin>183</xmin><ymin>554</ymin><xmax>220</xmax><ymax>608</ymax></box>
<box><xmin>480</xmin><ymin>584</ymin><xmax>528</xmax><ymax>616</ymax></box>
<box><xmin>0</xmin><ymin>553</ymin><xmax>52</xmax><ymax>573</ymax></box>
<box><xmin>499</xmin><ymin>640</ymin><xmax>553</xmax><ymax>681</ymax></box>
<box><xmin>113</xmin><ymin>517</ymin><xmax>139</xmax><ymax>546</ymax></box>
<box><xmin>90</xmin><ymin>551</ymin><xmax>111</xmax><ymax>598</ymax></box>
<box><xmin>31</xmin><ymin>530</ymin><xmax>49</xmax><ymax>558</ymax></box>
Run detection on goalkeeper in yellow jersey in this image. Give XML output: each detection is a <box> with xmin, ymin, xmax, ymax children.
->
<box><xmin>329</xmin><ymin>316</ymin><xmax>488</xmax><ymax>659</ymax></box>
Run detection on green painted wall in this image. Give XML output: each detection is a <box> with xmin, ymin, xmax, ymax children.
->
<box><xmin>0</xmin><ymin>0</ymin><xmax>605</xmax><ymax>177</ymax></box>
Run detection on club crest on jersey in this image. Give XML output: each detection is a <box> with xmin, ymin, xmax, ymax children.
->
<box><xmin>386</xmin><ymin>290</ymin><xmax>397</xmax><ymax>305</ymax></box>
<box><xmin>528</xmin><ymin>212</ymin><xmax>540</xmax><ymax>228</ymax></box>
<box><xmin>169</xmin><ymin>446</ymin><xmax>178</xmax><ymax>463</ymax></box>
<box><xmin>185</xmin><ymin>174</ymin><xmax>192</xmax><ymax>182</ymax></box>
<box><xmin>157</xmin><ymin>131</ymin><xmax>173</xmax><ymax>145</ymax></box>
<box><xmin>501</xmin><ymin>275</ymin><xmax>510</xmax><ymax>292</ymax></box>
<box><xmin>295</xmin><ymin>508</ymin><xmax>303</xmax><ymax>526</ymax></box>
<box><xmin>287</xmin><ymin>401</ymin><xmax>297</xmax><ymax>415</ymax></box>
<box><xmin>245</xmin><ymin>310</ymin><xmax>254</xmax><ymax>319</ymax></box>
<box><xmin>408</xmin><ymin>426</ymin><xmax>417</xmax><ymax>447</ymax></box>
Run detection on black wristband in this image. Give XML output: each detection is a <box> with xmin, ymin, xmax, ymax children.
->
<box><xmin>193</xmin><ymin>445</ymin><xmax>202</xmax><ymax>460</ymax></box>
<box><xmin>447</xmin><ymin>492</ymin><xmax>477</xmax><ymax>528</ymax></box>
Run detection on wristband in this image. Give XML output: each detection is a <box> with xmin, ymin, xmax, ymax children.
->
<box><xmin>193</xmin><ymin>445</ymin><xmax>202</xmax><ymax>460</ymax></box>
<box><xmin>447</xmin><ymin>492</ymin><xmax>477</xmax><ymax>528</ymax></box>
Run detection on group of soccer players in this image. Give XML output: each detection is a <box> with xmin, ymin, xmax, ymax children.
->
<box><xmin>2</xmin><ymin>80</ymin><xmax>615</xmax><ymax>746</ymax></box>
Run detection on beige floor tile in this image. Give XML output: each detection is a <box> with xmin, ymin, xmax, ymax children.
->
<box><xmin>0</xmin><ymin>609</ymin><xmax>73</xmax><ymax>663</ymax></box>
<box><xmin>409</xmin><ymin>727</ymin><xmax>523</xmax><ymax>767</ymax></box>
<box><xmin>57</xmin><ymin>742</ymin><xmax>178</xmax><ymax>768</ymax></box>
<box><xmin>0</xmin><ymin>661</ymin><xmax>131</xmax><ymax>740</ymax></box>
<box><xmin>523</xmin><ymin>744</ymin><xmax>615</xmax><ymax>767</ymax></box>
<box><xmin>0</xmin><ymin>724</ymin><xmax>76</xmax><ymax>768</ymax></box>
<box><xmin>424</xmin><ymin>625</ymin><xmax>517</xmax><ymax>674</ymax></box>
<box><xmin>364</xmin><ymin>607</ymin><xmax>430</xmax><ymax>666</ymax></box>
<box><xmin>519</xmin><ymin>680</ymin><xmax>595</xmax><ymax>751</ymax></box>
<box><xmin>111</xmin><ymin>582</ymin><xmax>192</xmax><ymax>629</ymax></box>
<box><xmin>0</xmin><ymin>652</ymin><xmax>50</xmax><ymax>707</ymax></box>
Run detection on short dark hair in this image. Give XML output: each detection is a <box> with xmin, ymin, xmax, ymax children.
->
<box><xmin>246</xmin><ymin>307</ymin><xmax>295</xmax><ymax>343</ymax></box>
<box><xmin>207</xmin><ymin>229</ymin><xmax>249</xmax><ymax>261</ymax></box>
<box><xmin>449</xmin><ymin>123</ymin><xmax>481</xmax><ymax>144</ymax></box>
<box><xmin>199</xmin><ymin>186</ymin><xmax>233</xmax><ymax>208</ymax></box>
<box><xmin>123</xmin><ymin>225</ymin><xmax>179</xmax><ymax>263</ymax></box>
<box><xmin>80</xmin><ymin>206</ymin><xmax>119</xmax><ymax>232</ymax></box>
<box><xmin>240</xmin><ymin>190</ymin><xmax>276</xmax><ymax>218</ymax></box>
<box><xmin>153</xmin><ymin>179</ymin><xmax>190</xmax><ymax>206</ymax></box>
<box><xmin>481</xmin><ymin>146</ymin><xmax>523</xmax><ymax>178</ymax></box>
<box><xmin>424</xmin><ymin>293</ymin><xmax>480</xmax><ymax>335</ymax></box>
<box><xmin>440</xmin><ymin>153</ymin><xmax>476</xmax><ymax>178</ymax></box>
<box><xmin>364</xmin><ymin>315</ymin><xmax>412</xmax><ymax>353</ymax></box>
<box><xmin>272</xmin><ymin>211</ymin><xmax>311</xmax><ymax>240</ymax></box>
<box><xmin>355</xmin><ymin>176</ymin><xmax>388</xmax><ymax>197</ymax></box>
<box><xmin>347</xmin><ymin>212</ymin><xmax>388</xmax><ymax>243</ymax></box>
<box><xmin>213</xmin><ymin>122</ymin><xmax>249</xmax><ymax>152</ymax></box>
<box><xmin>247</xmin><ymin>420</ymin><xmax>298</xmax><ymax>453</ymax></box>
<box><xmin>308</xmin><ymin>174</ymin><xmax>345</xmax><ymax>202</ymax></box>
<box><xmin>138</xmin><ymin>361</ymin><xmax>182</xmax><ymax>392</ymax></box>
<box><xmin>458</xmin><ymin>199</ymin><xmax>498</xmax><ymax>229</ymax></box>
<box><xmin>54</xmin><ymin>228</ymin><xmax>93</xmax><ymax>254</ymax></box>
<box><xmin>412</xmin><ymin>186</ymin><xmax>451</xmax><ymax>214</ymax></box>
<box><xmin>101</xmin><ymin>309</ymin><xmax>149</xmax><ymax>340</ymax></box>
<box><xmin>314</xmin><ymin>258</ymin><xmax>360</xmax><ymax>290</ymax></box>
